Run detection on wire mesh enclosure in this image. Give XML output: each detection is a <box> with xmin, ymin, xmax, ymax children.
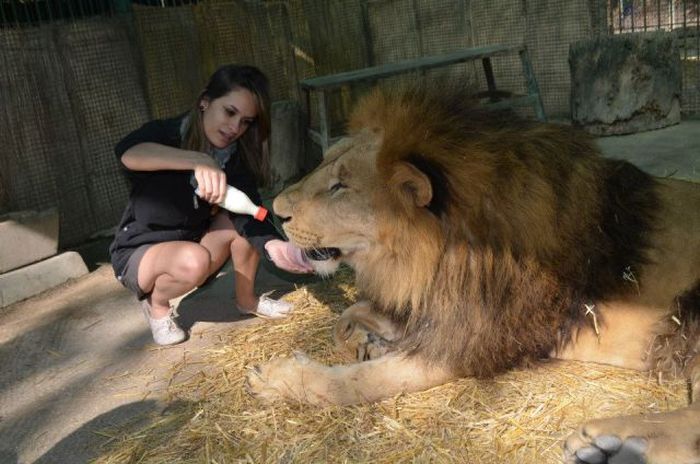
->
<box><xmin>0</xmin><ymin>0</ymin><xmax>116</xmax><ymax>26</ymax></box>
<box><xmin>1</xmin><ymin>0</ymin><xmax>698</xmax><ymax>248</ymax></box>
<box><xmin>608</xmin><ymin>0</ymin><xmax>700</xmax><ymax>113</ymax></box>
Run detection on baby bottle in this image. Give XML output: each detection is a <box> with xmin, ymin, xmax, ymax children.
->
<box><xmin>195</xmin><ymin>184</ymin><xmax>268</xmax><ymax>222</ymax></box>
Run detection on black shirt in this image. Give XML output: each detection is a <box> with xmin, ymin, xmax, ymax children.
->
<box><xmin>109</xmin><ymin>115</ymin><xmax>278</xmax><ymax>278</ymax></box>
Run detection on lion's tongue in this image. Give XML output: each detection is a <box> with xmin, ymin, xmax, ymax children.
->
<box><xmin>304</xmin><ymin>248</ymin><xmax>341</xmax><ymax>261</ymax></box>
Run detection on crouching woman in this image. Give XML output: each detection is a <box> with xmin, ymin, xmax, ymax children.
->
<box><xmin>109</xmin><ymin>64</ymin><xmax>312</xmax><ymax>345</ymax></box>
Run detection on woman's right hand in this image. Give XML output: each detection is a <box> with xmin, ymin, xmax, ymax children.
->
<box><xmin>193</xmin><ymin>155</ymin><xmax>227</xmax><ymax>205</ymax></box>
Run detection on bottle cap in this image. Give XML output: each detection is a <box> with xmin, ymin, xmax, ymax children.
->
<box><xmin>254</xmin><ymin>206</ymin><xmax>268</xmax><ymax>222</ymax></box>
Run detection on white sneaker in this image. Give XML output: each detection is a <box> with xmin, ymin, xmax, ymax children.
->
<box><xmin>239</xmin><ymin>293</ymin><xmax>293</xmax><ymax>319</ymax></box>
<box><xmin>141</xmin><ymin>301</ymin><xmax>187</xmax><ymax>345</ymax></box>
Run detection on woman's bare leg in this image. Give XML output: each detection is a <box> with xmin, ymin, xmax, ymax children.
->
<box><xmin>198</xmin><ymin>211</ymin><xmax>261</xmax><ymax>312</ymax></box>
<box><xmin>229</xmin><ymin>235</ymin><xmax>260</xmax><ymax>312</ymax></box>
<box><xmin>137</xmin><ymin>211</ymin><xmax>262</xmax><ymax>318</ymax></box>
<box><xmin>137</xmin><ymin>241</ymin><xmax>212</xmax><ymax>318</ymax></box>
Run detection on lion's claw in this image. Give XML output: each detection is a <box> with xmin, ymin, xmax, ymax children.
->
<box><xmin>244</xmin><ymin>365</ymin><xmax>263</xmax><ymax>398</ymax></box>
<box><xmin>244</xmin><ymin>359</ymin><xmax>282</xmax><ymax>402</ymax></box>
<box><xmin>292</xmin><ymin>350</ymin><xmax>311</xmax><ymax>364</ymax></box>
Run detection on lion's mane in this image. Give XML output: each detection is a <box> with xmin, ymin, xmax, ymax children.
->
<box><xmin>346</xmin><ymin>86</ymin><xmax>660</xmax><ymax>377</ymax></box>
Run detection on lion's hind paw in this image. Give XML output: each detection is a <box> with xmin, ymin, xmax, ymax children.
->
<box><xmin>564</xmin><ymin>406</ymin><xmax>700</xmax><ymax>464</ymax></box>
<box><xmin>564</xmin><ymin>433</ymin><xmax>647</xmax><ymax>464</ymax></box>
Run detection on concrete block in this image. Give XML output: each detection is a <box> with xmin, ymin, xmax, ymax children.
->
<box><xmin>268</xmin><ymin>100</ymin><xmax>321</xmax><ymax>196</ymax></box>
<box><xmin>570</xmin><ymin>32</ymin><xmax>681</xmax><ymax>135</ymax></box>
<box><xmin>0</xmin><ymin>251</ymin><xmax>88</xmax><ymax>307</ymax></box>
<box><xmin>0</xmin><ymin>208</ymin><xmax>59</xmax><ymax>273</ymax></box>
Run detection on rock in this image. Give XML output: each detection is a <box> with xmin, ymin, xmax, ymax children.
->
<box><xmin>569</xmin><ymin>32</ymin><xmax>681</xmax><ymax>135</ymax></box>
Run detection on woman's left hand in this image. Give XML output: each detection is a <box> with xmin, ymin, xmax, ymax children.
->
<box><xmin>264</xmin><ymin>240</ymin><xmax>314</xmax><ymax>274</ymax></box>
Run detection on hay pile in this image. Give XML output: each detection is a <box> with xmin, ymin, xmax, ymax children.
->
<box><xmin>94</xmin><ymin>269</ymin><xmax>687</xmax><ymax>464</ymax></box>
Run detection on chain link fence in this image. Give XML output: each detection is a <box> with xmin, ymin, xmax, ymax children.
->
<box><xmin>1</xmin><ymin>0</ymin><xmax>698</xmax><ymax>247</ymax></box>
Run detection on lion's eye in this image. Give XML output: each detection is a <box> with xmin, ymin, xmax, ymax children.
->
<box><xmin>329</xmin><ymin>182</ymin><xmax>347</xmax><ymax>195</ymax></box>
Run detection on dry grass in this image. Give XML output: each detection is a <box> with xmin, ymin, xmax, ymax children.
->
<box><xmin>94</xmin><ymin>269</ymin><xmax>687</xmax><ymax>464</ymax></box>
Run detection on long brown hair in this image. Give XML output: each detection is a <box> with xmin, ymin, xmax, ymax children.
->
<box><xmin>182</xmin><ymin>64</ymin><xmax>272</xmax><ymax>187</ymax></box>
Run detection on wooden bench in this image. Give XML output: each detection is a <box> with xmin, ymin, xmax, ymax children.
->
<box><xmin>300</xmin><ymin>44</ymin><xmax>547</xmax><ymax>152</ymax></box>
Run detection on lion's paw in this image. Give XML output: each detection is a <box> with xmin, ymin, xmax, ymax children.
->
<box><xmin>334</xmin><ymin>319</ymin><xmax>394</xmax><ymax>362</ymax></box>
<box><xmin>564</xmin><ymin>407</ymin><xmax>700</xmax><ymax>464</ymax></box>
<box><xmin>245</xmin><ymin>351</ymin><xmax>322</xmax><ymax>404</ymax></box>
<box><xmin>565</xmin><ymin>432</ymin><xmax>647</xmax><ymax>464</ymax></box>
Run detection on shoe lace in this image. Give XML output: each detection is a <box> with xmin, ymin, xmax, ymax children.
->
<box><xmin>166</xmin><ymin>318</ymin><xmax>178</xmax><ymax>331</ymax></box>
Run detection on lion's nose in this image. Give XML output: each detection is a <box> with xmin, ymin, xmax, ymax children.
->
<box><xmin>272</xmin><ymin>194</ymin><xmax>291</xmax><ymax>218</ymax></box>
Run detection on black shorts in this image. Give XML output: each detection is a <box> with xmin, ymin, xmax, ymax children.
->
<box><xmin>115</xmin><ymin>244</ymin><xmax>152</xmax><ymax>301</ymax></box>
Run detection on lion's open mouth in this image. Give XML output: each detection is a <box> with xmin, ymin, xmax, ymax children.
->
<box><xmin>303</xmin><ymin>247</ymin><xmax>341</xmax><ymax>261</ymax></box>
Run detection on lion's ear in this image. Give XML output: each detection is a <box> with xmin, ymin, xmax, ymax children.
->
<box><xmin>389</xmin><ymin>161</ymin><xmax>433</xmax><ymax>208</ymax></box>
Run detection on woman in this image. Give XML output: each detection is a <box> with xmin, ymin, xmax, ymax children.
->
<box><xmin>109</xmin><ymin>64</ymin><xmax>312</xmax><ymax>346</ymax></box>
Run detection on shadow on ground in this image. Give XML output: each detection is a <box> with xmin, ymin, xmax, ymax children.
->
<box><xmin>176</xmin><ymin>258</ymin><xmax>321</xmax><ymax>331</ymax></box>
<box><xmin>33</xmin><ymin>400</ymin><xmax>163</xmax><ymax>464</ymax></box>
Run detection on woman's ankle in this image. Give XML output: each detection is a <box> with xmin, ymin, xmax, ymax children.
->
<box><xmin>145</xmin><ymin>299</ymin><xmax>171</xmax><ymax>319</ymax></box>
<box><xmin>235</xmin><ymin>296</ymin><xmax>259</xmax><ymax>313</ymax></box>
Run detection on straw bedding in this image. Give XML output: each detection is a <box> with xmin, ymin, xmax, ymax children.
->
<box><xmin>94</xmin><ymin>268</ymin><xmax>687</xmax><ymax>464</ymax></box>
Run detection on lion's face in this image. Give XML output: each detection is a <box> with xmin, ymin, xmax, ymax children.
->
<box><xmin>273</xmin><ymin>130</ymin><xmax>384</xmax><ymax>275</ymax></box>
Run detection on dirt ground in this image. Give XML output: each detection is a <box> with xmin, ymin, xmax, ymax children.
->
<box><xmin>0</xmin><ymin>258</ymin><xmax>312</xmax><ymax>464</ymax></box>
<box><xmin>0</xmin><ymin>121</ymin><xmax>698</xmax><ymax>464</ymax></box>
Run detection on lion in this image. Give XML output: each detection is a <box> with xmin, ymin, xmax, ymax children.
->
<box><xmin>246</xmin><ymin>85</ymin><xmax>700</xmax><ymax>464</ymax></box>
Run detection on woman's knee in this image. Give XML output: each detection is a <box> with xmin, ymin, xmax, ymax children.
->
<box><xmin>173</xmin><ymin>244</ymin><xmax>212</xmax><ymax>286</ymax></box>
<box><xmin>230</xmin><ymin>237</ymin><xmax>260</xmax><ymax>272</ymax></box>
<box><xmin>231</xmin><ymin>235</ymin><xmax>256</xmax><ymax>256</ymax></box>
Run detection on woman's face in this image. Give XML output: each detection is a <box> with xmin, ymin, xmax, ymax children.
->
<box><xmin>201</xmin><ymin>88</ymin><xmax>259</xmax><ymax>149</ymax></box>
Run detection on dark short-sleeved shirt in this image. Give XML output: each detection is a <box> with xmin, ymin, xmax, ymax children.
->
<box><xmin>109</xmin><ymin>115</ymin><xmax>278</xmax><ymax>279</ymax></box>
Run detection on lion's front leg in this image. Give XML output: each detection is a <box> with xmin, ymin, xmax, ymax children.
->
<box><xmin>333</xmin><ymin>301</ymin><xmax>404</xmax><ymax>362</ymax></box>
<box><xmin>564</xmin><ymin>352</ymin><xmax>700</xmax><ymax>464</ymax></box>
<box><xmin>246</xmin><ymin>352</ymin><xmax>455</xmax><ymax>406</ymax></box>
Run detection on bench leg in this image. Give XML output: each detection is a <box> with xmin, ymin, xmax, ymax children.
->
<box><xmin>481</xmin><ymin>57</ymin><xmax>498</xmax><ymax>102</ymax></box>
<box><xmin>518</xmin><ymin>48</ymin><xmax>547</xmax><ymax>122</ymax></box>
<box><xmin>317</xmin><ymin>90</ymin><xmax>331</xmax><ymax>153</ymax></box>
<box><xmin>303</xmin><ymin>89</ymin><xmax>312</xmax><ymax>130</ymax></box>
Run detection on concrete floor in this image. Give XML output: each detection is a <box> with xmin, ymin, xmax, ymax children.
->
<box><xmin>595</xmin><ymin>120</ymin><xmax>700</xmax><ymax>181</ymax></box>
<box><xmin>0</xmin><ymin>120</ymin><xmax>697</xmax><ymax>464</ymax></box>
